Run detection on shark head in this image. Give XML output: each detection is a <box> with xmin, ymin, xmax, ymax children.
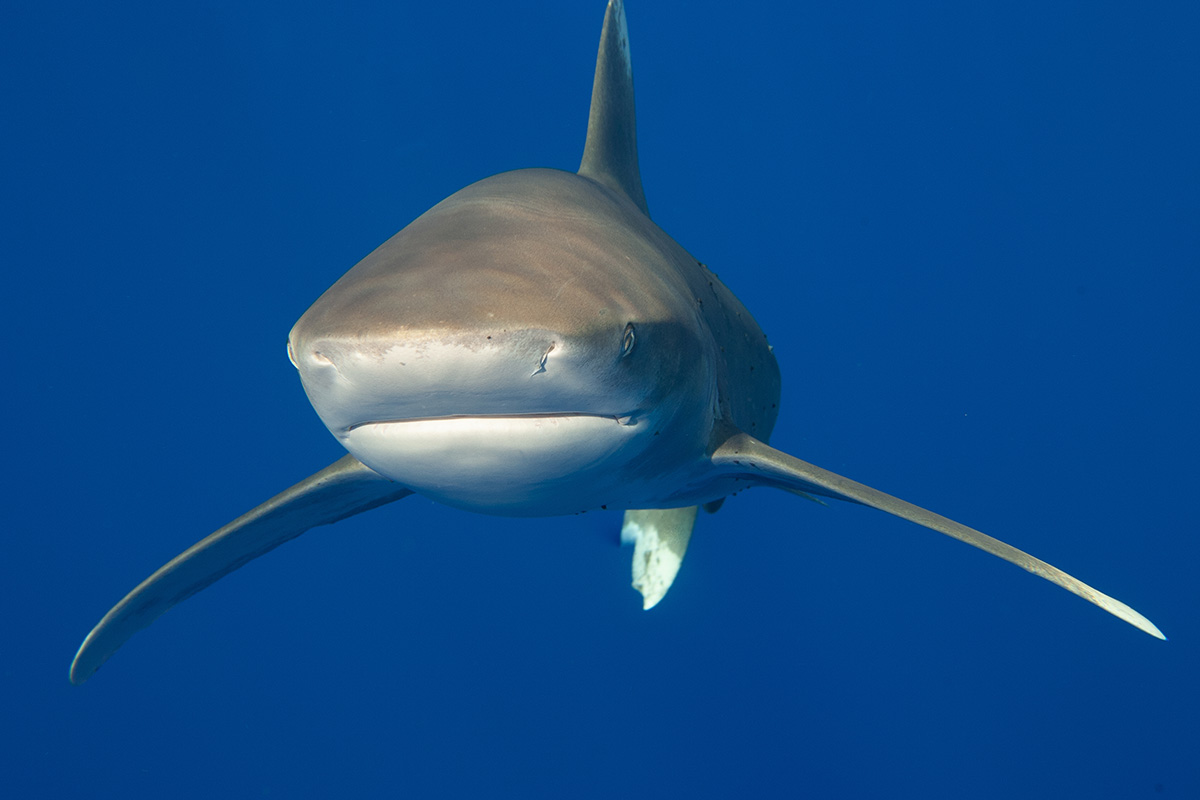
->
<box><xmin>288</xmin><ymin>169</ymin><xmax>721</xmax><ymax>515</ymax></box>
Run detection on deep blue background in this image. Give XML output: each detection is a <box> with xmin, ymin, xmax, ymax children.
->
<box><xmin>3</xmin><ymin>2</ymin><xmax>1197</xmax><ymax>797</ymax></box>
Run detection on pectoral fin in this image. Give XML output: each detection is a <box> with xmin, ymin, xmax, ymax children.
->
<box><xmin>710</xmin><ymin>431</ymin><xmax>1164</xmax><ymax>639</ymax></box>
<box><xmin>70</xmin><ymin>455</ymin><xmax>413</xmax><ymax>684</ymax></box>
<box><xmin>621</xmin><ymin>506</ymin><xmax>698</xmax><ymax>609</ymax></box>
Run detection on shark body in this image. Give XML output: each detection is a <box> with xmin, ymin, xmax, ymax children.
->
<box><xmin>70</xmin><ymin>0</ymin><xmax>1161</xmax><ymax>685</ymax></box>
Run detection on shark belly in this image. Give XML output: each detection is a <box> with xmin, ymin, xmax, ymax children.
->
<box><xmin>343</xmin><ymin>415</ymin><xmax>643</xmax><ymax>515</ymax></box>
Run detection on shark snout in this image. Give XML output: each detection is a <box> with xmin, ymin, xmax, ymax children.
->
<box><xmin>286</xmin><ymin>334</ymin><xmax>378</xmax><ymax>435</ymax></box>
<box><xmin>285</xmin><ymin>330</ymin><xmax>606</xmax><ymax>435</ymax></box>
<box><xmin>288</xmin><ymin>338</ymin><xmax>340</xmax><ymax>373</ymax></box>
<box><xmin>287</xmin><ymin>336</ymin><xmax>333</xmax><ymax>371</ymax></box>
<box><xmin>287</xmin><ymin>335</ymin><xmax>344</xmax><ymax>391</ymax></box>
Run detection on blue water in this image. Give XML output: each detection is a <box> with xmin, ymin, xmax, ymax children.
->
<box><xmin>4</xmin><ymin>2</ymin><xmax>1197</xmax><ymax>797</ymax></box>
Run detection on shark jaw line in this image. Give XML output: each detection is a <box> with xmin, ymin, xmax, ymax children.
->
<box><xmin>344</xmin><ymin>411</ymin><xmax>640</xmax><ymax>434</ymax></box>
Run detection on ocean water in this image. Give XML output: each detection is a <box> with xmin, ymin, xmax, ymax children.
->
<box><xmin>3</xmin><ymin>1</ymin><xmax>1197</xmax><ymax>797</ymax></box>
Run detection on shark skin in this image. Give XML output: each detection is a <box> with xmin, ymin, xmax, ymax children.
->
<box><xmin>69</xmin><ymin>0</ymin><xmax>1162</xmax><ymax>686</ymax></box>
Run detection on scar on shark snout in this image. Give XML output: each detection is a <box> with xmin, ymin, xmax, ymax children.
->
<box><xmin>531</xmin><ymin>342</ymin><xmax>556</xmax><ymax>377</ymax></box>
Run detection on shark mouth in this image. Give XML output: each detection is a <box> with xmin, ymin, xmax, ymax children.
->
<box><xmin>345</xmin><ymin>412</ymin><xmax>639</xmax><ymax>433</ymax></box>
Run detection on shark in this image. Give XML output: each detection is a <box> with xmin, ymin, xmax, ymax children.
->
<box><xmin>69</xmin><ymin>0</ymin><xmax>1163</xmax><ymax>685</ymax></box>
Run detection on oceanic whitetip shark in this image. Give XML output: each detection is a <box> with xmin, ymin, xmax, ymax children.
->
<box><xmin>69</xmin><ymin>0</ymin><xmax>1163</xmax><ymax>684</ymax></box>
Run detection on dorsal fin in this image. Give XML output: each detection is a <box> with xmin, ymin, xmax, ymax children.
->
<box><xmin>578</xmin><ymin>0</ymin><xmax>649</xmax><ymax>217</ymax></box>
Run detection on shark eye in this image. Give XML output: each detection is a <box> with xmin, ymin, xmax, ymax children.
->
<box><xmin>621</xmin><ymin>322</ymin><xmax>637</xmax><ymax>358</ymax></box>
